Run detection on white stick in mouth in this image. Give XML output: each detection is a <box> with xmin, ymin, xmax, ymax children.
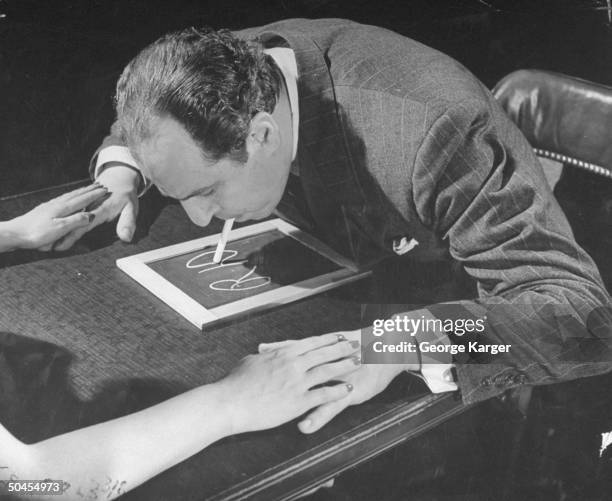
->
<box><xmin>212</xmin><ymin>218</ymin><xmax>234</xmax><ymax>263</ymax></box>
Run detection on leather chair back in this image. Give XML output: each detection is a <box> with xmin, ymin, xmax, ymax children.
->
<box><xmin>494</xmin><ymin>70</ymin><xmax>612</xmax><ymax>292</ymax></box>
<box><xmin>493</xmin><ymin>69</ymin><xmax>612</xmax><ymax>179</ymax></box>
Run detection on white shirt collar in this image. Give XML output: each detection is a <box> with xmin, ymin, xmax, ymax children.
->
<box><xmin>264</xmin><ymin>47</ymin><xmax>299</xmax><ymax>161</ymax></box>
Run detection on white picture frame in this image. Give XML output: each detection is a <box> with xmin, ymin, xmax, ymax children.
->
<box><xmin>116</xmin><ymin>219</ymin><xmax>370</xmax><ymax>329</ymax></box>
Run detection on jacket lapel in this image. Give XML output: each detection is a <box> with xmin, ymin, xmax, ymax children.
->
<box><xmin>257</xmin><ymin>28</ymin><xmax>417</xmax><ymax>267</ymax></box>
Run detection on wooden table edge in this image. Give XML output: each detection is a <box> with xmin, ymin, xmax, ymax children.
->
<box><xmin>210</xmin><ymin>392</ymin><xmax>468</xmax><ymax>501</ymax></box>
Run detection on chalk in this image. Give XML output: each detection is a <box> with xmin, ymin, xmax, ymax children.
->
<box><xmin>213</xmin><ymin>218</ymin><xmax>234</xmax><ymax>263</ymax></box>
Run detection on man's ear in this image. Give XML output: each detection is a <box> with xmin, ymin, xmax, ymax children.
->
<box><xmin>246</xmin><ymin>112</ymin><xmax>280</xmax><ymax>156</ymax></box>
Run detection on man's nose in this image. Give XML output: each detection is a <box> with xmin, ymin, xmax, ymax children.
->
<box><xmin>180</xmin><ymin>199</ymin><xmax>216</xmax><ymax>227</ymax></box>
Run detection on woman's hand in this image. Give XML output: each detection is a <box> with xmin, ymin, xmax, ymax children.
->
<box><xmin>260</xmin><ymin>330</ymin><xmax>416</xmax><ymax>434</ymax></box>
<box><xmin>219</xmin><ymin>333</ymin><xmax>361</xmax><ymax>435</ymax></box>
<box><xmin>53</xmin><ymin>166</ymin><xmax>141</xmax><ymax>251</ymax></box>
<box><xmin>3</xmin><ymin>184</ymin><xmax>108</xmax><ymax>251</ymax></box>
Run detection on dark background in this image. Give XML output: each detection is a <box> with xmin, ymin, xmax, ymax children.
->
<box><xmin>1</xmin><ymin>0</ymin><xmax>612</xmax><ymax>197</ymax></box>
<box><xmin>1</xmin><ymin>3</ymin><xmax>611</xmax><ymax>499</ymax></box>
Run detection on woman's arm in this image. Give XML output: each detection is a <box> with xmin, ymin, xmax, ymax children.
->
<box><xmin>0</xmin><ymin>218</ymin><xmax>22</xmax><ymax>252</ymax></box>
<box><xmin>2</xmin><ymin>385</ymin><xmax>233</xmax><ymax>500</ymax></box>
<box><xmin>1</xmin><ymin>333</ymin><xmax>359</xmax><ymax>500</ymax></box>
<box><xmin>0</xmin><ymin>184</ymin><xmax>107</xmax><ymax>252</ymax></box>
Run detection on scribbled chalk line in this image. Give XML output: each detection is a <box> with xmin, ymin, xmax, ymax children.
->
<box><xmin>186</xmin><ymin>249</ymin><xmax>271</xmax><ymax>292</ymax></box>
<box><xmin>116</xmin><ymin>218</ymin><xmax>368</xmax><ymax>329</ymax></box>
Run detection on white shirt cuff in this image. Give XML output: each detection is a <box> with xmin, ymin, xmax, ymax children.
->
<box><xmin>413</xmin><ymin>321</ymin><xmax>458</xmax><ymax>393</ymax></box>
<box><xmin>419</xmin><ymin>363</ymin><xmax>458</xmax><ymax>393</ymax></box>
<box><xmin>94</xmin><ymin>146</ymin><xmax>151</xmax><ymax>196</ymax></box>
<box><xmin>94</xmin><ymin>145</ymin><xmax>139</xmax><ymax>178</ymax></box>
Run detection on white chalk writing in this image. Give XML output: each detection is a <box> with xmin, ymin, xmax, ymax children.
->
<box><xmin>186</xmin><ymin>250</ymin><xmax>271</xmax><ymax>292</ymax></box>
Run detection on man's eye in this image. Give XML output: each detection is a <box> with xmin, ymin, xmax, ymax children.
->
<box><xmin>199</xmin><ymin>187</ymin><xmax>215</xmax><ymax>197</ymax></box>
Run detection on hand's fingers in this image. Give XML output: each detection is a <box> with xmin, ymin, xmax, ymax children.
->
<box><xmin>51</xmin><ymin>183</ymin><xmax>103</xmax><ymax>204</ymax></box>
<box><xmin>55</xmin><ymin>187</ymin><xmax>108</xmax><ymax>216</ymax></box>
<box><xmin>54</xmin><ymin>212</ymin><xmax>94</xmax><ymax>232</ymax></box>
<box><xmin>299</xmin><ymin>339</ymin><xmax>360</xmax><ymax>370</ymax></box>
<box><xmin>116</xmin><ymin>198</ymin><xmax>138</xmax><ymax>242</ymax></box>
<box><xmin>301</xmin><ymin>391</ymin><xmax>352</xmax><ymax>433</ymax></box>
<box><xmin>258</xmin><ymin>340</ymin><xmax>295</xmax><ymax>353</ymax></box>
<box><xmin>282</xmin><ymin>332</ymin><xmax>352</xmax><ymax>357</ymax></box>
<box><xmin>37</xmin><ymin>243</ymin><xmax>54</xmax><ymax>252</ymax></box>
<box><xmin>53</xmin><ymin>225</ymin><xmax>91</xmax><ymax>251</ymax></box>
<box><xmin>306</xmin><ymin>355</ymin><xmax>361</xmax><ymax>387</ymax></box>
<box><xmin>306</xmin><ymin>382</ymin><xmax>353</xmax><ymax>408</ymax></box>
<box><xmin>259</xmin><ymin>332</ymin><xmax>351</xmax><ymax>354</ymax></box>
<box><xmin>257</xmin><ymin>332</ymin><xmax>354</xmax><ymax>355</ymax></box>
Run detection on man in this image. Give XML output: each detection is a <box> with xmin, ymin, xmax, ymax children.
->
<box><xmin>57</xmin><ymin>19</ymin><xmax>611</xmax><ymax>434</ymax></box>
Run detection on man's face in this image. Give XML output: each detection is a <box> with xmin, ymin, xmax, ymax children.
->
<box><xmin>136</xmin><ymin>117</ymin><xmax>291</xmax><ymax>226</ymax></box>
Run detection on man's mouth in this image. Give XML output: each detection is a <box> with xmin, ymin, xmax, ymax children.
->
<box><xmin>235</xmin><ymin>213</ymin><xmax>253</xmax><ymax>223</ymax></box>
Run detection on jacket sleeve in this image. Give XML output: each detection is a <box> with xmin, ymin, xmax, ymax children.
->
<box><xmin>411</xmin><ymin>96</ymin><xmax>612</xmax><ymax>404</ymax></box>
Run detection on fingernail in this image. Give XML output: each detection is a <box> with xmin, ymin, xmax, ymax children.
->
<box><xmin>345</xmin><ymin>383</ymin><xmax>354</xmax><ymax>392</ymax></box>
<box><xmin>87</xmin><ymin>213</ymin><xmax>95</xmax><ymax>223</ymax></box>
<box><xmin>349</xmin><ymin>340</ymin><xmax>360</xmax><ymax>349</ymax></box>
<box><xmin>351</xmin><ymin>355</ymin><xmax>361</xmax><ymax>365</ymax></box>
<box><xmin>336</xmin><ymin>334</ymin><xmax>346</xmax><ymax>342</ymax></box>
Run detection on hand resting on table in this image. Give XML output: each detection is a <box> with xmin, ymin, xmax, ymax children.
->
<box><xmin>0</xmin><ymin>333</ymin><xmax>359</xmax><ymax>500</ymax></box>
<box><xmin>0</xmin><ymin>183</ymin><xmax>108</xmax><ymax>252</ymax></box>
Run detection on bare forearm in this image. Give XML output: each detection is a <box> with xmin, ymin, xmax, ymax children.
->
<box><xmin>0</xmin><ymin>220</ymin><xmax>22</xmax><ymax>252</ymax></box>
<box><xmin>13</xmin><ymin>383</ymin><xmax>233</xmax><ymax>500</ymax></box>
<box><xmin>2</xmin><ymin>331</ymin><xmax>359</xmax><ymax>500</ymax></box>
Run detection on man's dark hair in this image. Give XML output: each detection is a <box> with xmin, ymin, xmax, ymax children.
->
<box><xmin>115</xmin><ymin>27</ymin><xmax>282</xmax><ymax>163</ymax></box>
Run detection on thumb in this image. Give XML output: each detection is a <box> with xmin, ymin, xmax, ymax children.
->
<box><xmin>298</xmin><ymin>400</ymin><xmax>347</xmax><ymax>434</ymax></box>
<box><xmin>116</xmin><ymin>198</ymin><xmax>138</xmax><ymax>242</ymax></box>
